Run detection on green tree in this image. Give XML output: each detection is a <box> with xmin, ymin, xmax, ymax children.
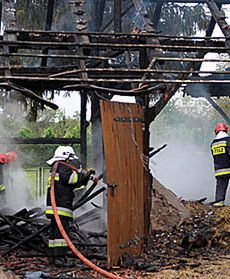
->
<box><xmin>0</xmin><ymin>108</ymin><xmax>86</xmax><ymax>167</ymax></box>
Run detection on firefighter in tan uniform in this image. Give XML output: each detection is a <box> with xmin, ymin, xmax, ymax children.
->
<box><xmin>211</xmin><ymin>123</ymin><xmax>230</xmax><ymax>207</ymax></box>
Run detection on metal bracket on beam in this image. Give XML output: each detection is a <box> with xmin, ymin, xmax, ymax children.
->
<box><xmin>108</xmin><ymin>183</ymin><xmax>117</xmax><ymax>197</ymax></box>
<box><xmin>113</xmin><ymin>117</ymin><xmax>144</xmax><ymax>123</ymax></box>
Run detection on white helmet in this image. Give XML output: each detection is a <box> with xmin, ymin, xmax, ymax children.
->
<box><xmin>46</xmin><ymin>146</ymin><xmax>77</xmax><ymax>166</ymax></box>
<box><xmin>65</xmin><ymin>146</ymin><xmax>78</xmax><ymax>160</ymax></box>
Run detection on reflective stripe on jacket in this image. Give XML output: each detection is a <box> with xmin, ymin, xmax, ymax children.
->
<box><xmin>48</xmin><ymin>239</ymin><xmax>68</xmax><ymax>248</ymax></box>
<box><xmin>0</xmin><ymin>184</ymin><xmax>6</xmax><ymax>192</ymax></box>
<box><xmin>215</xmin><ymin>168</ymin><xmax>230</xmax><ymax>177</ymax></box>
<box><xmin>45</xmin><ymin>206</ymin><xmax>73</xmax><ymax>218</ymax></box>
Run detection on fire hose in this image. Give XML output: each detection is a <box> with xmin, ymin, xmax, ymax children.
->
<box><xmin>50</xmin><ymin>161</ymin><xmax>124</xmax><ymax>279</ymax></box>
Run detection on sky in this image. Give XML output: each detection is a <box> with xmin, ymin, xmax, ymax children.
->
<box><xmin>53</xmin><ymin>92</ymin><xmax>135</xmax><ymax>118</ymax></box>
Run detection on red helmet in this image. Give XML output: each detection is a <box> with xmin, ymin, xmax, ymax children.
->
<box><xmin>0</xmin><ymin>153</ymin><xmax>10</xmax><ymax>164</ymax></box>
<box><xmin>214</xmin><ymin>123</ymin><xmax>228</xmax><ymax>134</ymax></box>
<box><xmin>6</xmin><ymin>151</ymin><xmax>17</xmax><ymax>162</ymax></box>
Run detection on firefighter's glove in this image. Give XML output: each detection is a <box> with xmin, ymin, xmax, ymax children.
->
<box><xmin>80</xmin><ymin>170</ymin><xmax>92</xmax><ymax>185</ymax></box>
<box><xmin>87</xmin><ymin>168</ymin><xmax>96</xmax><ymax>175</ymax></box>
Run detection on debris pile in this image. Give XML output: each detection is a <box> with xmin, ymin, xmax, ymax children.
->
<box><xmin>0</xmin><ymin>206</ymin><xmax>108</xmax><ymax>277</ymax></box>
<box><xmin>151</xmin><ymin>178</ymin><xmax>191</xmax><ymax>231</ymax></box>
<box><xmin>0</xmin><ymin>207</ymin><xmax>48</xmax><ymax>256</ymax></box>
<box><xmin>130</xmin><ymin>199</ymin><xmax>230</xmax><ymax>275</ymax></box>
<box><xmin>0</xmin><ymin>181</ymin><xmax>230</xmax><ymax>278</ymax></box>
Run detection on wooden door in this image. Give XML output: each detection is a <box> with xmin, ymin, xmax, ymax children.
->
<box><xmin>100</xmin><ymin>100</ymin><xmax>148</xmax><ymax>268</ymax></box>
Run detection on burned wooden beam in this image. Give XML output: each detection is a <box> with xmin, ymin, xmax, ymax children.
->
<box><xmin>3</xmin><ymin>28</ymin><xmax>227</xmax><ymax>40</ymax></box>
<box><xmin>64</xmin><ymin>83</ymin><xmax>166</xmax><ymax>95</ymax></box>
<box><xmin>1</xmin><ymin>224</ymin><xmax>49</xmax><ymax>256</ymax></box>
<box><xmin>0</xmin><ymin>52</ymin><xmax>115</xmax><ymax>61</ymax></box>
<box><xmin>206</xmin><ymin>0</ymin><xmax>230</xmax><ymax>54</ymax></box>
<box><xmin>2</xmin><ymin>40</ymin><xmax>229</xmax><ymax>52</ymax></box>
<box><xmin>51</xmin><ymin>68</ymin><xmax>230</xmax><ymax>76</ymax></box>
<box><xmin>2</xmin><ymin>75</ymin><xmax>230</xmax><ymax>84</ymax></box>
<box><xmin>147</xmin><ymin>0</ymin><xmax>230</xmax><ymax>2</ymax></box>
<box><xmin>73</xmin><ymin>187</ymin><xmax>106</xmax><ymax>210</ymax></box>
<box><xmin>0</xmin><ymin>82</ymin><xmax>58</xmax><ymax>110</ymax></box>
<box><xmin>149</xmin><ymin>144</ymin><xmax>167</xmax><ymax>158</ymax></box>
<box><xmin>74</xmin><ymin>173</ymin><xmax>104</xmax><ymax>205</ymax></box>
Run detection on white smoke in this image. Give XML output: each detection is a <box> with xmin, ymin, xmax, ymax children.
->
<box><xmin>150</xmin><ymin>142</ymin><xmax>218</xmax><ymax>203</ymax></box>
<box><xmin>150</xmin><ymin>94</ymin><xmax>230</xmax><ymax>205</ymax></box>
<box><xmin>0</xmin><ymin>99</ymin><xmax>42</xmax><ymax>212</ymax></box>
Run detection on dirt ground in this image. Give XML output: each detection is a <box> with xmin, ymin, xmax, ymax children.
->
<box><xmin>1</xmin><ymin>203</ymin><xmax>230</xmax><ymax>278</ymax></box>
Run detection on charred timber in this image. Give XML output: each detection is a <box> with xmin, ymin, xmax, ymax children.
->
<box><xmin>64</xmin><ymin>83</ymin><xmax>166</xmax><ymax>95</ymax></box>
<box><xmin>160</xmin><ymin>0</ymin><xmax>230</xmax><ymax>3</ymax></box>
<box><xmin>0</xmin><ymin>40</ymin><xmax>229</xmax><ymax>52</ymax></box>
<box><xmin>0</xmin><ymin>52</ymin><xmax>115</xmax><ymax>61</ymax></box>
<box><xmin>106</xmin><ymin>0</ymin><xmax>230</xmax><ymax>2</ymax></box>
<box><xmin>1</xmin><ymin>224</ymin><xmax>49</xmax><ymax>256</ymax></box>
<box><xmin>3</xmin><ymin>29</ymin><xmax>227</xmax><ymax>39</ymax></box>
<box><xmin>49</xmin><ymin>68</ymin><xmax>230</xmax><ymax>76</ymax></box>
<box><xmin>0</xmin><ymin>82</ymin><xmax>58</xmax><ymax>110</ymax></box>
<box><xmin>2</xmin><ymin>75</ymin><xmax>230</xmax><ymax>84</ymax></box>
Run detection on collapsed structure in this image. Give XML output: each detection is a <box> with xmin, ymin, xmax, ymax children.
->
<box><xmin>0</xmin><ymin>0</ymin><xmax>230</xmax><ymax>275</ymax></box>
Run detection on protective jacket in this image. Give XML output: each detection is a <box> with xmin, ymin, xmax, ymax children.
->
<box><xmin>45</xmin><ymin>160</ymin><xmax>89</xmax><ymax>220</ymax></box>
<box><xmin>211</xmin><ymin>134</ymin><xmax>230</xmax><ymax>177</ymax></box>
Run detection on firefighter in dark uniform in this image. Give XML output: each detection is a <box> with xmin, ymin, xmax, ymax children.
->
<box><xmin>45</xmin><ymin>146</ymin><xmax>95</xmax><ymax>267</ymax></box>
<box><xmin>211</xmin><ymin>123</ymin><xmax>230</xmax><ymax>207</ymax></box>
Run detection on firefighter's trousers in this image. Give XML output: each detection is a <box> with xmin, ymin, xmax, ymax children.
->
<box><xmin>48</xmin><ymin>216</ymin><xmax>70</xmax><ymax>258</ymax></box>
<box><xmin>215</xmin><ymin>175</ymin><xmax>230</xmax><ymax>202</ymax></box>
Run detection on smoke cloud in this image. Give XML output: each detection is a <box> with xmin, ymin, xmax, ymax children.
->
<box><xmin>150</xmin><ymin>93</ymin><xmax>230</xmax><ymax>205</ymax></box>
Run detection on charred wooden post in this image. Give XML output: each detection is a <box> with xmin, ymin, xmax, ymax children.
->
<box><xmin>102</xmin><ymin>0</ymin><xmax>133</xmax><ymax>31</ymax></box>
<box><xmin>133</xmin><ymin>0</ymin><xmax>162</xmax><ymax>244</ymax></box>
<box><xmin>152</xmin><ymin>2</ymin><xmax>163</xmax><ymax>28</ymax></box>
<box><xmin>93</xmin><ymin>0</ymin><xmax>106</xmax><ymax>32</ymax></box>
<box><xmin>206</xmin><ymin>0</ymin><xmax>230</xmax><ymax>52</ymax></box>
<box><xmin>90</xmin><ymin>0</ymin><xmax>107</xmax><ymax>175</ymax></box>
<box><xmin>2</xmin><ymin>0</ymin><xmax>16</xmax><ymax>72</ymax></box>
<box><xmin>114</xmin><ymin>0</ymin><xmax>122</xmax><ymax>32</ymax></box>
<box><xmin>71</xmin><ymin>0</ymin><xmax>89</xmax><ymax>167</ymax></box>
<box><xmin>0</xmin><ymin>1</ymin><xmax>2</xmax><ymax>32</ymax></box>
<box><xmin>138</xmin><ymin>45</ymin><xmax>154</xmax><ymax>244</ymax></box>
<box><xmin>41</xmin><ymin>0</ymin><xmax>54</xmax><ymax>67</ymax></box>
<box><xmin>80</xmin><ymin>91</ymin><xmax>88</xmax><ymax>168</ymax></box>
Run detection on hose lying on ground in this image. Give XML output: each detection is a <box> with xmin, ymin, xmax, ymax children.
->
<box><xmin>50</xmin><ymin>161</ymin><xmax>124</xmax><ymax>279</ymax></box>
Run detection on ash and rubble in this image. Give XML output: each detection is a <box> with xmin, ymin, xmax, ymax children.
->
<box><xmin>0</xmin><ymin>179</ymin><xmax>230</xmax><ymax>278</ymax></box>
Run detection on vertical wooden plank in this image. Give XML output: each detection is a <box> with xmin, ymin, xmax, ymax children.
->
<box><xmin>100</xmin><ymin>100</ymin><xmax>147</xmax><ymax>268</ymax></box>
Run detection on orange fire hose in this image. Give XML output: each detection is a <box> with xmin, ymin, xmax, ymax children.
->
<box><xmin>50</xmin><ymin>161</ymin><xmax>124</xmax><ymax>279</ymax></box>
